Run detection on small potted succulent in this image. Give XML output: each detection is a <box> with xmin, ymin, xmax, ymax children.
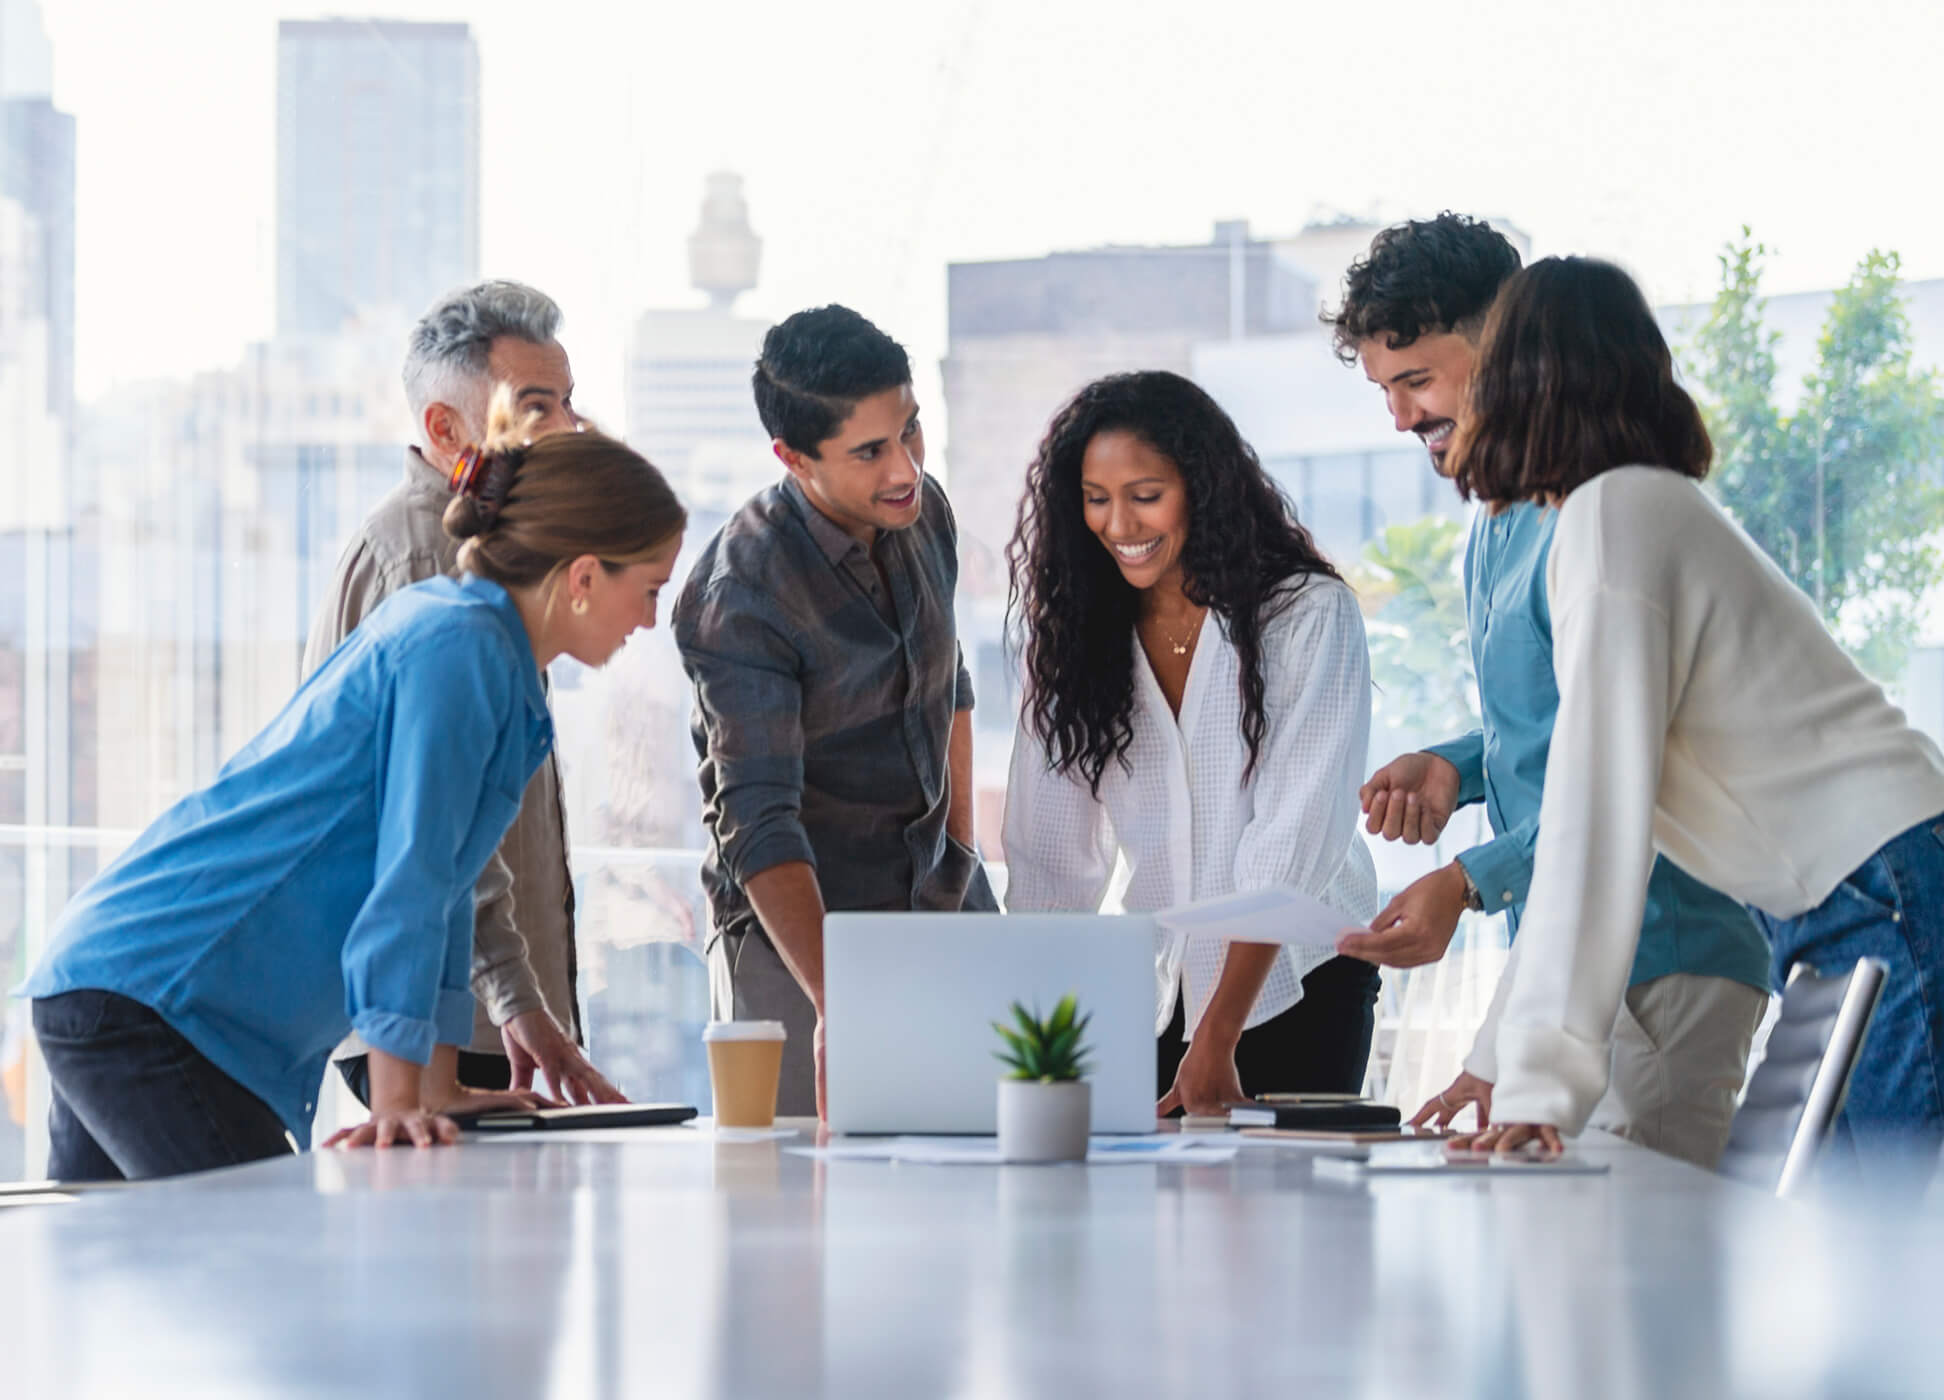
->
<box><xmin>992</xmin><ymin>993</ymin><xmax>1093</xmax><ymax>1163</ymax></box>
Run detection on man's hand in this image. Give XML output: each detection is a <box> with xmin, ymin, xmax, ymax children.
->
<box><xmin>426</xmin><ymin>1084</ymin><xmax>560</xmax><ymax>1118</ymax></box>
<box><xmin>1157</xmin><ymin>1033</ymin><xmax>1245</xmax><ymax>1118</ymax></box>
<box><xmin>1409</xmin><ymin>1070</ymin><xmax>1494</xmax><ymax>1131</ymax></box>
<box><xmin>814</xmin><ymin>1015</ymin><xmax>828</xmax><ymax>1123</ymax></box>
<box><xmin>1359</xmin><ymin>752</ymin><xmax>1461</xmax><ymax>845</ymax></box>
<box><xmin>501</xmin><ymin>1009</ymin><xmax>627</xmax><ymax>1105</ymax></box>
<box><xmin>1337</xmin><ymin>863</ymin><xmax>1470</xmax><ymax>968</ymax></box>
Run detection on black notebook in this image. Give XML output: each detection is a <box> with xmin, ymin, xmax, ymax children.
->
<box><xmin>1226</xmin><ymin>1100</ymin><xmax>1402</xmax><ymax>1130</ymax></box>
<box><xmin>453</xmin><ymin>1102</ymin><xmax>698</xmax><ymax>1133</ymax></box>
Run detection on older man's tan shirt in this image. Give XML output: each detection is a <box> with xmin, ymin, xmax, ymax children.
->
<box><xmin>303</xmin><ymin>447</ymin><xmax>580</xmax><ymax>1060</ymax></box>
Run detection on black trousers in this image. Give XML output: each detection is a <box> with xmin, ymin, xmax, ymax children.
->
<box><xmin>34</xmin><ymin>989</ymin><xmax>293</xmax><ymax>1182</ymax></box>
<box><xmin>335</xmin><ymin>1049</ymin><xmax>511</xmax><ymax>1107</ymax></box>
<box><xmin>1157</xmin><ymin>954</ymin><xmax>1382</xmax><ymax>1099</ymax></box>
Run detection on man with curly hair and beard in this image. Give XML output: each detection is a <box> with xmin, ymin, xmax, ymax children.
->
<box><xmin>1001</xmin><ymin>370</ymin><xmax>1382</xmax><ymax>1115</ymax></box>
<box><xmin>1327</xmin><ymin>214</ymin><xmax>1771</xmax><ymax>1169</ymax></box>
<box><xmin>673</xmin><ymin>305</ymin><xmax>997</xmax><ymax>1121</ymax></box>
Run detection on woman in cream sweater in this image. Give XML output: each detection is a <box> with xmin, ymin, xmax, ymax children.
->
<box><xmin>1441</xmin><ymin>256</ymin><xmax>1944</xmax><ymax>1174</ymax></box>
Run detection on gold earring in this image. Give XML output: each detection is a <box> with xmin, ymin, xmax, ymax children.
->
<box><xmin>572</xmin><ymin>599</ymin><xmax>588</xmax><ymax>616</ymax></box>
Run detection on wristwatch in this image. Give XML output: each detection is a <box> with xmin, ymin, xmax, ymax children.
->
<box><xmin>1453</xmin><ymin>862</ymin><xmax>1485</xmax><ymax>913</ymax></box>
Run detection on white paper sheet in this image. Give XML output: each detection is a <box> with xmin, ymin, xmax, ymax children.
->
<box><xmin>1154</xmin><ymin>886</ymin><xmax>1364</xmax><ymax>948</ymax></box>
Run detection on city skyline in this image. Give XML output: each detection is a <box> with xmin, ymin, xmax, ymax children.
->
<box><xmin>31</xmin><ymin>0</ymin><xmax>1944</xmax><ymax>451</ymax></box>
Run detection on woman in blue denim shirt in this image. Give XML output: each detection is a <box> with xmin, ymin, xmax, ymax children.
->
<box><xmin>21</xmin><ymin>395</ymin><xmax>685</xmax><ymax>1180</ymax></box>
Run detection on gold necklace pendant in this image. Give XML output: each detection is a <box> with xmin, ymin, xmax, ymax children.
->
<box><xmin>1160</xmin><ymin>611</ymin><xmax>1202</xmax><ymax>657</ymax></box>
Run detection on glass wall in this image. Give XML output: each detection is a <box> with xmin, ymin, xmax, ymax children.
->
<box><xmin>7</xmin><ymin>0</ymin><xmax>1944</xmax><ymax>1202</ymax></box>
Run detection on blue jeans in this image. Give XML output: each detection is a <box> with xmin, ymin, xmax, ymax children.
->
<box><xmin>32</xmin><ymin>989</ymin><xmax>294</xmax><ymax>1182</ymax></box>
<box><xmin>1754</xmin><ymin>814</ymin><xmax>1944</xmax><ymax>1172</ymax></box>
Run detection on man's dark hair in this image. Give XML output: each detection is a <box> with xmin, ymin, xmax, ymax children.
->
<box><xmin>1322</xmin><ymin>213</ymin><xmax>1523</xmax><ymax>365</ymax></box>
<box><xmin>752</xmin><ymin>305</ymin><xmax>912</xmax><ymax>456</ymax></box>
<box><xmin>1448</xmin><ymin>256</ymin><xmax>1712</xmax><ymax>505</ymax></box>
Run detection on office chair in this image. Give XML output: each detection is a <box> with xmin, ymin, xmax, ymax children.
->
<box><xmin>1717</xmin><ymin>957</ymin><xmax>1886</xmax><ymax>1199</ymax></box>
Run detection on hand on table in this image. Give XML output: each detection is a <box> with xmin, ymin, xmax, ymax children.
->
<box><xmin>1409</xmin><ymin>1070</ymin><xmax>1494</xmax><ymax>1131</ymax></box>
<box><xmin>502</xmin><ymin>1009</ymin><xmax>627</xmax><ymax>1105</ymax></box>
<box><xmin>1337</xmin><ymin>863</ymin><xmax>1469</xmax><ymax>968</ymax></box>
<box><xmin>323</xmin><ymin>1109</ymin><xmax>459</xmax><ymax>1150</ymax></box>
<box><xmin>1157</xmin><ymin>1035</ymin><xmax>1245</xmax><ymax>1118</ymax></box>
<box><xmin>1446</xmin><ymin>1121</ymin><xmax>1564</xmax><ymax>1157</ymax></box>
<box><xmin>1359</xmin><ymin>752</ymin><xmax>1461</xmax><ymax>846</ymax></box>
<box><xmin>428</xmin><ymin>1085</ymin><xmax>561</xmax><ymax>1118</ymax></box>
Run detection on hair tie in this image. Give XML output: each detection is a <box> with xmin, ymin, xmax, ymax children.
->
<box><xmin>449</xmin><ymin>444</ymin><xmax>486</xmax><ymax>497</ymax></box>
<box><xmin>450</xmin><ymin>443</ymin><xmax>516</xmax><ymax>529</ymax></box>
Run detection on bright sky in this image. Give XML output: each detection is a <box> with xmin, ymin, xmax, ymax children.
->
<box><xmin>39</xmin><ymin>0</ymin><xmax>1944</xmax><ymax>428</ymax></box>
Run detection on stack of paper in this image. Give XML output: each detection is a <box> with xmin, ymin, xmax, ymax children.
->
<box><xmin>1154</xmin><ymin>887</ymin><xmax>1364</xmax><ymax>947</ymax></box>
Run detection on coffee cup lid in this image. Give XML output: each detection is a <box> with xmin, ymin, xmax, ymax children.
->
<box><xmin>703</xmin><ymin>1019</ymin><xmax>788</xmax><ymax>1042</ymax></box>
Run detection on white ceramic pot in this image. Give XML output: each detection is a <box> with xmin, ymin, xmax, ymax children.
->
<box><xmin>997</xmin><ymin>1079</ymin><xmax>1091</xmax><ymax>1163</ymax></box>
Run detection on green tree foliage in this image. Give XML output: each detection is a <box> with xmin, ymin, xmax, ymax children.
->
<box><xmin>1350</xmin><ymin>516</ymin><xmax>1478</xmax><ymax>747</ymax></box>
<box><xmin>1686</xmin><ymin>232</ymin><xmax>1944</xmax><ymax>681</ymax></box>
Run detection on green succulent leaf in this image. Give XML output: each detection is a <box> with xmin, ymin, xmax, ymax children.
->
<box><xmin>991</xmin><ymin>992</ymin><xmax>1093</xmax><ymax>1083</ymax></box>
<box><xmin>1047</xmin><ymin>994</ymin><xmax>1077</xmax><ymax>1039</ymax></box>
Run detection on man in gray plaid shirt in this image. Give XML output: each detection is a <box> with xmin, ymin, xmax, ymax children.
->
<box><xmin>674</xmin><ymin>305</ymin><xmax>998</xmax><ymax>1119</ymax></box>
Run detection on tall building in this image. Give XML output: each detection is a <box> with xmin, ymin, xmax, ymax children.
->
<box><xmin>275</xmin><ymin>19</ymin><xmax>480</xmax><ymax>339</ymax></box>
<box><xmin>624</xmin><ymin>173</ymin><xmax>773</xmax><ymax>516</ymax></box>
<box><xmin>0</xmin><ymin>0</ymin><xmax>75</xmax><ymax>422</ymax></box>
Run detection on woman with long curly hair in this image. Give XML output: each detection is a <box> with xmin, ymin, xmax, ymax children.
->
<box><xmin>1002</xmin><ymin>370</ymin><xmax>1382</xmax><ymax>1114</ymax></box>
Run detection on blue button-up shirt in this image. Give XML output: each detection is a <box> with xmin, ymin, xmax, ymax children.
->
<box><xmin>21</xmin><ymin>575</ymin><xmax>554</xmax><ymax>1144</ymax></box>
<box><xmin>1424</xmin><ymin>503</ymin><xmax>1770</xmax><ymax>992</ymax></box>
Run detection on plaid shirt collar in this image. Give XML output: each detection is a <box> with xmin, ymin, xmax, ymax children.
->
<box><xmin>780</xmin><ymin>475</ymin><xmax>876</xmax><ymax>566</ymax></box>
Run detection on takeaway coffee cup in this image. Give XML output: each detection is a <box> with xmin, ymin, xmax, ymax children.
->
<box><xmin>703</xmin><ymin>1020</ymin><xmax>788</xmax><ymax>1128</ymax></box>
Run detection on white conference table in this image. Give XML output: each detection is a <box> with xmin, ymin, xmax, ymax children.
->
<box><xmin>1</xmin><ymin>1122</ymin><xmax>1940</xmax><ymax>1399</ymax></box>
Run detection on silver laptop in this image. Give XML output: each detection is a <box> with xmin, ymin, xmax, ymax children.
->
<box><xmin>823</xmin><ymin>912</ymin><xmax>1157</xmax><ymax>1135</ymax></box>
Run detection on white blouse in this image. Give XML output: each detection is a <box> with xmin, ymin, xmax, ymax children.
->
<box><xmin>1483</xmin><ymin>468</ymin><xmax>1944</xmax><ymax>1132</ymax></box>
<box><xmin>1002</xmin><ymin>576</ymin><xmax>1380</xmax><ymax>1039</ymax></box>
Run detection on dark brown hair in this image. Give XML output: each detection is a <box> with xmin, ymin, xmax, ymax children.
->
<box><xmin>1008</xmin><ymin>371</ymin><xmax>1340</xmax><ymax>793</ymax></box>
<box><xmin>445</xmin><ymin>387</ymin><xmax>685</xmax><ymax>586</ymax></box>
<box><xmin>1321</xmin><ymin>212</ymin><xmax>1522</xmax><ymax>364</ymax></box>
<box><xmin>1447</xmin><ymin>256</ymin><xmax>1712</xmax><ymax>505</ymax></box>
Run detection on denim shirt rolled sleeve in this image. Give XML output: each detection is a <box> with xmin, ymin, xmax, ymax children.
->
<box><xmin>676</xmin><ymin>578</ymin><xmax>817</xmax><ymax>884</ymax></box>
<box><xmin>1422</xmin><ymin>730</ymin><xmax>1535</xmax><ymax>913</ymax></box>
<box><xmin>1453</xmin><ymin>816</ymin><xmax>1540</xmax><ymax>916</ymax></box>
<box><xmin>343</xmin><ymin>624</ymin><xmax>524</xmax><ymax>1064</ymax></box>
<box><xmin>1423</xmin><ymin>729</ymin><xmax>1488</xmax><ymax>806</ymax></box>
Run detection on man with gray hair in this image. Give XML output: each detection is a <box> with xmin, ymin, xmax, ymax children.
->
<box><xmin>303</xmin><ymin>278</ymin><xmax>624</xmax><ymax>1109</ymax></box>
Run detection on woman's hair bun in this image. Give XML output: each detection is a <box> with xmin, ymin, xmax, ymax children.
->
<box><xmin>441</xmin><ymin>385</ymin><xmax>545</xmax><ymax>545</ymax></box>
<box><xmin>443</xmin><ymin>491</ymin><xmax>495</xmax><ymax>540</ymax></box>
